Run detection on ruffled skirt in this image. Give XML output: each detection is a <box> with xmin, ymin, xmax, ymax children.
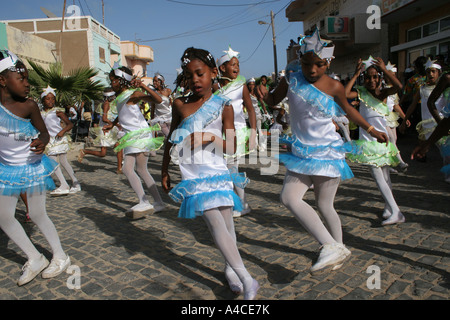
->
<box><xmin>346</xmin><ymin>140</ymin><xmax>400</xmax><ymax>167</ymax></box>
<box><xmin>46</xmin><ymin>135</ymin><xmax>71</xmax><ymax>156</ymax></box>
<box><xmin>0</xmin><ymin>155</ymin><xmax>58</xmax><ymax>196</ymax></box>
<box><xmin>89</xmin><ymin>126</ymin><xmax>119</xmax><ymax>147</ymax></box>
<box><xmin>279</xmin><ymin>135</ymin><xmax>359</xmax><ymax>180</ymax></box>
<box><xmin>114</xmin><ymin>125</ymin><xmax>165</xmax><ymax>155</ymax></box>
<box><xmin>169</xmin><ymin>171</ymin><xmax>249</xmax><ymax>219</ymax></box>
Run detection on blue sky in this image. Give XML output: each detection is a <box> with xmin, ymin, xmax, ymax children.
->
<box><xmin>0</xmin><ymin>0</ymin><xmax>303</xmax><ymax>88</ymax></box>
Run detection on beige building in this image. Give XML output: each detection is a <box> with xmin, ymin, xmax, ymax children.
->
<box><xmin>0</xmin><ymin>22</ymin><xmax>57</xmax><ymax>69</ymax></box>
<box><xmin>1</xmin><ymin>16</ymin><xmax>121</xmax><ymax>85</ymax></box>
<box><xmin>120</xmin><ymin>41</ymin><xmax>154</xmax><ymax>86</ymax></box>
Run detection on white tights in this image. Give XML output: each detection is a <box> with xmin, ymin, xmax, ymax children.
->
<box><xmin>50</xmin><ymin>154</ymin><xmax>78</xmax><ymax>189</ymax></box>
<box><xmin>369</xmin><ymin>166</ymin><xmax>402</xmax><ymax>218</ymax></box>
<box><xmin>0</xmin><ymin>192</ymin><xmax>66</xmax><ymax>261</ymax></box>
<box><xmin>202</xmin><ymin>207</ymin><xmax>254</xmax><ymax>291</ymax></box>
<box><xmin>227</xmin><ymin>162</ymin><xmax>246</xmax><ymax>206</ymax></box>
<box><xmin>122</xmin><ymin>152</ymin><xmax>163</xmax><ymax>205</ymax></box>
<box><xmin>280</xmin><ymin>171</ymin><xmax>342</xmax><ymax>245</ymax></box>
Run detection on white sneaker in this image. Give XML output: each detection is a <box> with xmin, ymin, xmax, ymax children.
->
<box><xmin>233</xmin><ymin>204</ymin><xmax>251</xmax><ymax>218</ymax></box>
<box><xmin>153</xmin><ymin>202</ymin><xmax>166</xmax><ymax>213</ymax></box>
<box><xmin>42</xmin><ymin>255</ymin><xmax>71</xmax><ymax>279</ymax></box>
<box><xmin>126</xmin><ymin>202</ymin><xmax>154</xmax><ymax>219</ymax></box>
<box><xmin>382</xmin><ymin>212</ymin><xmax>405</xmax><ymax>226</ymax></box>
<box><xmin>50</xmin><ymin>187</ymin><xmax>70</xmax><ymax>197</ymax></box>
<box><xmin>69</xmin><ymin>184</ymin><xmax>81</xmax><ymax>194</ymax></box>
<box><xmin>310</xmin><ymin>243</ymin><xmax>351</xmax><ymax>274</ymax></box>
<box><xmin>17</xmin><ymin>254</ymin><xmax>49</xmax><ymax>286</ymax></box>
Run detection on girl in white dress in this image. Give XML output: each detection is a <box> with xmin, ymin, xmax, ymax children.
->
<box><xmin>150</xmin><ymin>73</ymin><xmax>172</xmax><ymax>138</ymax></box>
<box><xmin>104</xmin><ymin>65</ymin><xmax>166</xmax><ymax>219</ymax></box>
<box><xmin>78</xmin><ymin>88</ymin><xmax>124</xmax><ymax>174</ymax></box>
<box><xmin>162</xmin><ymin>47</ymin><xmax>259</xmax><ymax>299</ymax></box>
<box><xmin>40</xmin><ymin>86</ymin><xmax>81</xmax><ymax>196</ymax></box>
<box><xmin>215</xmin><ymin>46</ymin><xmax>257</xmax><ymax>217</ymax></box>
<box><xmin>0</xmin><ymin>50</ymin><xmax>70</xmax><ymax>286</ymax></box>
<box><xmin>345</xmin><ymin>57</ymin><xmax>405</xmax><ymax>226</ymax></box>
<box><xmin>400</xmin><ymin>59</ymin><xmax>447</xmax><ymax>181</ymax></box>
<box><xmin>264</xmin><ymin>30</ymin><xmax>388</xmax><ymax>273</ymax></box>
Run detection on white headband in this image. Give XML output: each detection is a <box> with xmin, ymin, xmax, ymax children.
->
<box><xmin>112</xmin><ymin>62</ymin><xmax>133</xmax><ymax>82</ymax></box>
<box><xmin>424</xmin><ymin>58</ymin><xmax>441</xmax><ymax>70</ymax></box>
<box><xmin>41</xmin><ymin>85</ymin><xmax>56</xmax><ymax>99</ymax></box>
<box><xmin>0</xmin><ymin>50</ymin><xmax>21</xmax><ymax>73</ymax></box>
<box><xmin>155</xmin><ymin>73</ymin><xmax>165</xmax><ymax>82</ymax></box>
<box><xmin>247</xmin><ymin>78</ymin><xmax>255</xmax><ymax>84</ymax></box>
<box><xmin>103</xmin><ymin>91</ymin><xmax>115</xmax><ymax>97</ymax></box>
<box><xmin>217</xmin><ymin>46</ymin><xmax>240</xmax><ymax>67</ymax></box>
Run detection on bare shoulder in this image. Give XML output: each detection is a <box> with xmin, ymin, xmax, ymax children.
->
<box><xmin>325</xmin><ymin>76</ymin><xmax>344</xmax><ymax>95</ymax></box>
<box><xmin>172</xmin><ymin>97</ymin><xmax>185</xmax><ymax>113</ymax></box>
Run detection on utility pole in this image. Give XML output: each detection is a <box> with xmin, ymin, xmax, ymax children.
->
<box><xmin>270</xmin><ymin>10</ymin><xmax>278</xmax><ymax>85</ymax></box>
<box><xmin>102</xmin><ymin>0</ymin><xmax>105</xmax><ymax>25</ymax></box>
<box><xmin>59</xmin><ymin>0</ymin><xmax>67</xmax><ymax>66</ymax></box>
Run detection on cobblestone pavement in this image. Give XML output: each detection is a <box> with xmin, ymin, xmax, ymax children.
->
<box><xmin>0</xmin><ymin>134</ymin><xmax>448</xmax><ymax>302</ymax></box>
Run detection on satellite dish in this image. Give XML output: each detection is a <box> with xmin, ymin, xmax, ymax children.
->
<box><xmin>40</xmin><ymin>7</ymin><xmax>58</xmax><ymax>18</ymax></box>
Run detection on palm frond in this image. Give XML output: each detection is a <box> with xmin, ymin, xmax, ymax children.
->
<box><xmin>27</xmin><ymin>60</ymin><xmax>106</xmax><ymax>107</ymax></box>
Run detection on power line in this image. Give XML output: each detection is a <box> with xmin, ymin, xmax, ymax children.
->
<box><xmin>240</xmin><ymin>24</ymin><xmax>271</xmax><ymax>63</ymax></box>
<box><xmin>139</xmin><ymin>16</ymin><xmax>267</xmax><ymax>42</ymax></box>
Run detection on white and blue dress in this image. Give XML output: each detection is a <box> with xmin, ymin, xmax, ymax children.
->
<box><xmin>168</xmin><ymin>94</ymin><xmax>249</xmax><ymax>219</ymax></box>
<box><xmin>0</xmin><ymin>102</ymin><xmax>58</xmax><ymax>196</ymax></box>
<box><xmin>439</xmin><ymin>86</ymin><xmax>449</xmax><ymax>177</ymax></box>
<box><xmin>279</xmin><ymin>70</ymin><xmax>358</xmax><ymax>180</ymax></box>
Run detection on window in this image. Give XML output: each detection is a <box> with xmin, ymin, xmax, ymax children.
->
<box><xmin>423</xmin><ymin>21</ymin><xmax>439</xmax><ymax>37</ymax></box>
<box><xmin>407</xmin><ymin>27</ymin><xmax>421</xmax><ymax>42</ymax></box>
<box><xmin>423</xmin><ymin>46</ymin><xmax>437</xmax><ymax>58</ymax></box>
<box><xmin>406</xmin><ymin>16</ymin><xmax>450</xmax><ymax>42</ymax></box>
<box><xmin>99</xmin><ymin>47</ymin><xmax>105</xmax><ymax>63</ymax></box>
<box><xmin>441</xmin><ymin>16</ymin><xmax>450</xmax><ymax>31</ymax></box>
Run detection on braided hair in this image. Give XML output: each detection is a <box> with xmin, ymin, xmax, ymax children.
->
<box><xmin>180</xmin><ymin>47</ymin><xmax>216</xmax><ymax>70</ymax></box>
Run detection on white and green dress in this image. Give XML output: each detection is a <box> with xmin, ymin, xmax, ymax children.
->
<box><xmin>113</xmin><ymin>89</ymin><xmax>164</xmax><ymax>155</ymax></box>
<box><xmin>214</xmin><ymin>75</ymin><xmax>252</xmax><ymax>161</ymax></box>
<box><xmin>346</xmin><ymin>86</ymin><xmax>400</xmax><ymax>167</ymax></box>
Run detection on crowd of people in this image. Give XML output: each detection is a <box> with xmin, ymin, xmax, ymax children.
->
<box><xmin>0</xmin><ymin>26</ymin><xmax>448</xmax><ymax>299</ymax></box>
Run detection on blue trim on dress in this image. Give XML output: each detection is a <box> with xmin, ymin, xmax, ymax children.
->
<box><xmin>279</xmin><ymin>153</ymin><xmax>354</xmax><ymax>180</ymax></box>
<box><xmin>287</xmin><ymin>70</ymin><xmax>346</xmax><ymax>119</ymax></box>
<box><xmin>169</xmin><ymin>171</ymin><xmax>249</xmax><ymax>219</ymax></box>
<box><xmin>169</xmin><ymin>94</ymin><xmax>231</xmax><ymax>145</ymax></box>
<box><xmin>279</xmin><ymin>134</ymin><xmax>359</xmax><ymax>180</ymax></box>
<box><xmin>177</xmin><ymin>190</ymin><xmax>243</xmax><ymax>219</ymax></box>
<box><xmin>0</xmin><ymin>102</ymin><xmax>39</xmax><ymax>139</ymax></box>
<box><xmin>0</xmin><ymin>155</ymin><xmax>58</xmax><ymax>196</ymax></box>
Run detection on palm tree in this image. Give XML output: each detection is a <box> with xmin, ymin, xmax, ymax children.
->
<box><xmin>27</xmin><ymin>61</ymin><xmax>105</xmax><ymax>107</ymax></box>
